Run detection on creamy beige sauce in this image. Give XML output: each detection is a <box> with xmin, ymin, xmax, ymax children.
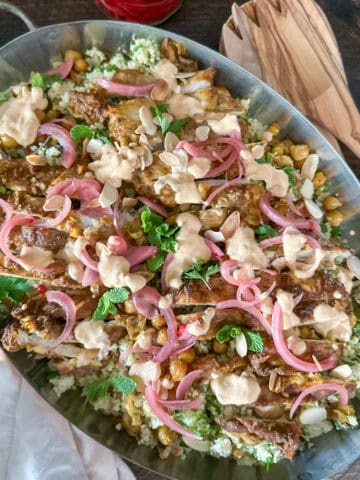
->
<box><xmin>287</xmin><ymin>334</ymin><xmax>307</xmax><ymax>355</ymax></box>
<box><xmin>0</xmin><ymin>86</ymin><xmax>47</xmax><ymax>147</ymax></box>
<box><xmin>167</xmin><ymin>94</ymin><xmax>204</xmax><ymax>119</ymax></box>
<box><xmin>210</xmin><ymin>372</ymin><xmax>261</xmax><ymax>406</ymax></box>
<box><xmin>226</xmin><ymin>226</ymin><xmax>268</xmax><ymax>270</ymax></box>
<box><xmin>242</xmin><ymin>151</ymin><xmax>289</xmax><ymax>197</ymax></box>
<box><xmin>276</xmin><ymin>290</ymin><xmax>301</xmax><ymax>329</ymax></box>
<box><xmin>187</xmin><ymin>307</ymin><xmax>215</xmax><ymax>336</ymax></box>
<box><xmin>74</xmin><ymin>320</ymin><xmax>110</xmax><ymax>355</ymax></box>
<box><xmin>154</xmin><ymin>172</ymin><xmax>202</xmax><ymax>204</ymax></box>
<box><xmin>76</xmin><ymin>349</ymin><xmax>99</xmax><ymax>368</ymax></box>
<box><xmin>18</xmin><ymin>245</ymin><xmax>54</xmax><ymax>270</ymax></box>
<box><xmin>129</xmin><ymin>360</ymin><xmax>161</xmax><ymax>392</ymax></box>
<box><xmin>165</xmin><ymin>213</ymin><xmax>211</xmax><ymax>289</ymax></box>
<box><xmin>152</xmin><ymin>59</ymin><xmax>178</xmax><ymax>93</ymax></box>
<box><xmin>135</xmin><ymin>329</ymin><xmax>155</xmax><ymax>350</ymax></box>
<box><xmin>88</xmin><ymin>144</ymin><xmax>139</xmax><ymax>188</ymax></box>
<box><xmin>283</xmin><ymin>226</ymin><xmax>324</xmax><ymax>279</ymax></box>
<box><xmin>97</xmin><ymin>243</ymin><xmax>146</xmax><ymax>292</ymax></box>
<box><xmin>207</xmin><ymin>114</ymin><xmax>240</xmax><ymax>136</ymax></box>
<box><xmin>57</xmin><ymin>239</ymin><xmax>84</xmax><ymax>283</ymax></box>
<box><xmin>313</xmin><ymin>304</ymin><xmax>351</xmax><ymax>342</ymax></box>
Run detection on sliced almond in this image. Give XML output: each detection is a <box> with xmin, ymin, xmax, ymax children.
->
<box><xmin>235</xmin><ymin>333</ymin><xmax>247</xmax><ymax>357</ymax></box>
<box><xmin>268</xmin><ymin>370</ymin><xmax>278</xmax><ymax>392</ymax></box>
<box><xmin>301</xmin><ymin>154</ymin><xmax>319</xmax><ymax>180</ymax></box>
<box><xmin>175</xmin><ymin>72</ymin><xmax>197</xmax><ymax>79</ymax></box>
<box><xmin>220</xmin><ymin>211</ymin><xmax>240</xmax><ymax>239</ymax></box>
<box><xmin>99</xmin><ymin>182</ymin><xmax>118</xmax><ymax>208</ymax></box>
<box><xmin>164</xmin><ymin>132</ymin><xmax>179</xmax><ymax>153</ymax></box>
<box><xmin>122</xmin><ymin>197</ymin><xmax>138</xmax><ymax>208</ymax></box>
<box><xmin>304</xmin><ymin>198</ymin><xmax>323</xmax><ymax>220</ymax></box>
<box><xmin>261</xmin><ymin>131</ymin><xmax>273</xmax><ymax>143</ymax></box>
<box><xmin>150</xmin><ymin>79</ymin><xmax>170</xmax><ymax>102</ymax></box>
<box><xmin>43</xmin><ymin>194</ymin><xmax>65</xmax><ymax>211</ymax></box>
<box><xmin>26</xmin><ymin>154</ymin><xmax>46</xmax><ymax>166</ymax></box>
<box><xmin>139</xmin><ymin>106</ymin><xmax>157</xmax><ymax>136</ymax></box>
<box><xmin>240</xmin><ymin>149</ymin><xmax>253</xmax><ymax>162</ymax></box>
<box><xmin>195</xmin><ymin>125</ymin><xmax>210</xmax><ymax>142</ymax></box>
<box><xmin>252</xmin><ymin>144</ymin><xmax>265</xmax><ymax>159</ymax></box>
<box><xmin>300</xmin><ymin>178</ymin><xmax>314</xmax><ymax>199</ymax></box>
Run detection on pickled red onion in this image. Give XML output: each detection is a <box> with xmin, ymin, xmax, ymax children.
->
<box><xmin>290</xmin><ymin>383</ymin><xmax>348</xmax><ymax>419</ymax></box>
<box><xmin>44</xmin><ymin>290</ymin><xmax>76</xmax><ymax>346</ymax></box>
<box><xmin>152</xmin><ymin>307</ymin><xmax>178</xmax><ymax>363</ymax></box>
<box><xmin>176</xmin><ymin>370</ymin><xmax>203</xmax><ymax>400</ymax></box>
<box><xmin>203</xmin><ymin>177</ymin><xmax>241</xmax><ymax>209</ymax></box>
<box><xmin>35</xmin><ymin>195</ymin><xmax>72</xmax><ymax>228</ymax></box>
<box><xmin>48</xmin><ymin>58</ymin><xmax>73</xmax><ymax>79</ymax></box>
<box><xmin>82</xmin><ymin>267</ymin><xmax>99</xmax><ymax>287</ymax></box>
<box><xmin>220</xmin><ymin>260</ymin><xmax>260</xmax><ymax>287</ymax></box>
<box><xmin>169</xmin><ymin>336</ymin><xmax>196</xmax><ymax>358</ymax></box>
<box><xmin>96</xmin><ymin>77</ymin><xmax>156</xmax><ymax>96</ymax></box>
<box><xmin>283</xmin><ymin>195</ymin><xmax>307</xmax><ymax>217</ymax></box>
<box><xmin>158</xmin><ymin>398</ymin><xmax>203</xmax><ymax>410</ymax></box>
<box><xmin>0</xmin><ymin>198</ymin><xmax>13</xmax><ymax>221</ymax></box>
<box><xmin>217</xmin><ymin>299</ymin><xmax>271</xmax><ymax>333</ymax></box>
<box><xmin>271</xmin><ymin>301</ymin><xmax>335</xmax><ymax>372</ymax></box>
<box><xmin>47</xmin><ymin>178</ymin><xmax>101</xmax><ymax>201</ymax></box>
<box><xmin>132</xmin><ymin>285</ymin><xmax>161</xmax><ymax>319</ymax></box>
<box><xmin>145</xmin><ymin>383</ymin><xmax>201</xmax><ymax>440</ymax></box>
<box><xmin>38</xmin><ymin>123</ymin><xmax>76</xmax><ymax>169</ymax></box>
<box><xmin>127</xmin><ymin>245</ymin><xmax>158</xmax><ymax>267</ymax></box>
<box><xmin>79</xmin><ymin>248</ymin><xmax>99</xmax><ymax>272</ymax></box>
<box><xmin>138</xmin><ymin>196</ymin><xmax>168</xmax><ymax>217</ymax></box>
<box><xmin>259</xmin><ymin>192</ymin><xmax>321</xmax><ymax>235</ymax></box>
<box><xmin>204</xmin><ymin>238</ymin><xmax>224</xmax><ymax>260</ymax></box>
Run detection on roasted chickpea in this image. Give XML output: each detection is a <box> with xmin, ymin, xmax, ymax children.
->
<box><xmin>326</xmin><ymin>210</ymin><xmax>344</xmax><ymax>227</ymax></box>
<box><xmin>289</xmin><ymin>144</ymin><xmax>310</xmax><ymax>162</ymax></box>
<box><xmin>282</xmin><ymin>139</ymin><xmax>293</xmax><ymax>155</ymax></box>
<box><xmin>313</xmin><ymin>170</ymin><xmax>327</xmax><ymax>187</ymax></box>
<box><xmin>151</xmin><ymin>315</ymin><xmax>166</xmax><ymax>329</ymax></box>
<box><xmin>64</xmin><ymin>49</ymin><xmax>82</xmax><ymax>61</ymax></box>
<box><xmin>178</xmin><ymin>348</ymin><xmax>196</xmax><ymax>364</ymax></box>
<box><xmin>157</xmin><ymin>327</ymin><xmax>168</xmax><ymax>346</ymax></box>
<box><xmin>213</xmin><ymin>339</ymin><xmax>228</xmax><ymax>354</ymax></box>
<box><xmin>35</xmin><ymin>109</ymin><xmax>46</xmax><ymax>122</ymax></box>
<box><xmin>0</xmin><ymin>133</ymin><xmax>18</xmax><ymax>149</ymax></box>
<box><xmin>74</xmin><ymin>58</ymin><xmax>89</xmax><ymax>73</ymax></box>
<box><xmin>169</xmin><ymin>358</ymin><xmax>188</xmax><ymax>381</ymax></box>
<box><xmin>158</xmin><ymin>425</ymin><xmax>178</xmax><ymax>446</ymax></box>
<box><xmin>46</xmin><ymin>109</ymin><xmax>60</xmax><ymax>121</ymax></box>
<box><xmin>124</xmin><ymin>299</ymin><xmax>136</xmax><ymax>314</ymax></box>
<box><xmin>273</xmin><ymin>154</ymin><xmax>293</xmax><ymax>168</ymax></box>
<box><xmin>268</xmin><ymin>122</ymin><xmax>280</xmax><ymax>137</ymax></box>
<box><xmin>272</xmin><ymin>144</ymin><xmax>284</xmax><ymax>156</ymax></box>
<box><xmin>323</xmin><ymin>195</ymin><xmax>342</xmax><ymax>211</ymax></box>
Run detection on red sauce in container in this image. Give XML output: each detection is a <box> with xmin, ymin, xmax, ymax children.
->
<box><xmin>96</xmin><ymin>0</ymin><xmax>183</xmax><ymax>25</ymax></box>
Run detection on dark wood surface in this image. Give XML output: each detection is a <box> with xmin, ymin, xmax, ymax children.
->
<box><xmin>0</xmin><ymin>1</ymin><xmax>359</xmax><ymax>479</ymax></box>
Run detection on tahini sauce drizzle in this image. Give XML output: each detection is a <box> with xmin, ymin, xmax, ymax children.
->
<box><xmin>226</xmin><ymin>226</ymin><xmax>268</xmax><ymax>270</ymax></box>
<box><xmin>167</xmin><ymin>94</ymin><xmax>204</xmax><ymax>119</ymax></box>
<box><xmin>211</xmin><ymin>372</ymin><xmax>261</xmax><ymax>405</ymax></box>
<box><xmin>313</xmin><ymin>304</ymin><xmax>351</xmax><ymax>342</ymax></box>
<box><xmin>74</xmin><ymin>320</ymin><xmax>110</xmax><ymax>356</ymax></box>
<box><xmin>0</xmin><ymin>86</ymin><xmax>47</xmax><ymax>147</ymax></box>
<box><xmin>207</xmin><ymin>114</ymin><xmax>240</xmax><ymax>136</ymax></box>
<box><xmin>165</xmin><ymin>213</ymin><xmax>211</xmax><ymax>289</ymax></box>
<box><xmin>18</xmin><ymin>245</ymin><xmax>54</xmax><ymax>270</ymax></box>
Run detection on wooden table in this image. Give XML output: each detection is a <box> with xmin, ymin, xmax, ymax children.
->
<box><xmin>0</xmin><ymin>1</ymin><xmax>359</xmax><ymax>479</ymax></box>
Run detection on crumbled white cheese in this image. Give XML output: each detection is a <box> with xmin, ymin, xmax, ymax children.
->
<box><xmin>210</xmin><ymin>437</ymin><xmax>232</xmax><ymax>458</ymax></box>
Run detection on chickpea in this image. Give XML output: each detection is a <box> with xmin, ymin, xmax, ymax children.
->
<box><xmin>0</xmin><ymin>133</ymin><xmax>18</xmax><ymax>149</ymax></box>
<box><xmin>273</xmin><ymin>154</ymin><xmax>294</xmax><ymax>168</ymax></box>
<box><xmin>169</xmin><ymin>358</ymin><xmax>188</xmax><ymax>381</ymax></box>
<box><xmin>313</xmin><ymin>170</ymin><xmax>327</xmax><ymax>187</ymax></box>
<box><xmin>151</xmin><ymin>315</ymin><xmax>166</xmax><ymax>329</ymax></box>
<box><xmin>74</xmin><ymin>58</ymin><xmax>89</xmax><ymax>73</ymax></box>
<box><xmin>268</xmin><ymin>122</ymin><xmax>280</xmax><ymax>137</ymax></box>
<box><xmin>289</xmin><ymin>144</ymin><xmax>310</xmax><ymax>162</ymax></box>
<box><xmin>158</xmin><ymin>425</ymin><xmax>178</xmax><ymax>446</ymax></box>
<box><xmin>213</xmin><ymin>339</ymin><xmax>228</xmax><ymax>354</ymax></box>
<box><xmin>272</xmin><ymin>144</ymin><xmax>284</xmax><ymax>156</ymax></box>
<box><xmin>269</xmin><ymin>138</ymin><xmax>280</xmax><ymax>147</ymax></box>
<box><xmin>35</xmin><ymin>109</ymin><xmax>46</xmax><ymax>122</ymax></box>
<box><xmin>323</xmin><ymin>195</ymin><xmax>342</xmax><ymax>211</ymax></box>
<box><xmin>246</xmin><ymin>214</ymin><xmax>261</xmax><ymax>227</ymax></box>
<box><xmin>64</xmin><ymin>49</ymin><xmax>82</xmax><ymax>61</ymax></box>
<box><xmin>124</xmin><ymin>299</ymin><xmax>136</xmax><ymax>314</ymax></box>
<box><xmin>326</xmin><ymin>210</ymin><xmax>344</xmax><ymax>227</ymax></box>
<box><xmin>282</xmin><ymin>139</ymin><xmax>293</xmax><ymax>155</ymax></box>
<box><xmin>46</xmin><ymin>109</ymin><xmax>60</xmax><ymax>121</ymax></box>
<box><xmin>178</xmin><ymin>348</ymin><xmax>196</xmax><ymax>364</ymax></box>
<box><xmin>157</xmin><ymin>327</ymin><xmax>168</xmax><ymax>346</ymax></box>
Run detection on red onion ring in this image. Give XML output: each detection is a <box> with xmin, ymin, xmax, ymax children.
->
<box><xmin>96</xmin><ymin>78</ymin><xmax>156</xmax><ymax>96</ymax></box>
<box><xmin>138</xmin><ymin>196</ymin><xmax>169</xmax><ymax>218</ymax></box>
<box><xmin>152</xmin><ymin>307</ymin><xmax>178</xmax><ymax>363</ymax></box>
<box><xmin>82</xmin><ymin>267</ymin><xmax>99</xmax><ymax>287</ymax></box>
<box><xmin>158</xmin><ymin>398</ymin><xmax>203</xmax><ymax>410</ymax></box>
<box><xmin>44</xmin><ymin>290</ymin><xmax>76</xmax><ymax>346</ymax></box>
<box><xmin>127</xmin><ymin>245</ymin><xmax>158</xmax><ymax>267</ymax></box>
<box><xmin>38</xmin><ymin>123</ymin><xmax>76</xmax><ymax>169</ymax></box>
<box><xmin>48</xmin><ymin>58</ymin><xmax>74</xmax><ymax>79</ymax></box>
<box><xmin>290</xmin><ymin>383</ymin><xmax>348</xmax><ymax>419</ymax></box>
<box><xmin>132</xmin><ymin>285</ymin><xmax>161</xmax><ymax>319</ymax></box>
<box><xmin>176</xmin><ymin>370</ymin><xmax>203</xmax><ymax>400</ymax></box>
<box><xmin>0</xmin><ymin>198</ymin><xmax>13</xmax><ymax>221</ymax></box>
<box><xmin>204</xmin><ymin>238</ymin><xmax>224</xmax><ymax>260</ymax></box>
<box><xmin>35</xmin><ymin>195</ymin><xmax>72</xmax><ymax>228</ymax></box>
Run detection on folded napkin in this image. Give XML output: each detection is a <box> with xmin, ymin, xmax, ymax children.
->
<box><xmin>0</xmin><ymin>350</ymin><xmax>136</xmax><ymax>480</ymax></box>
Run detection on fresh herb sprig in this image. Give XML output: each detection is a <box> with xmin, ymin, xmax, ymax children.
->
<box><xmin>150</xmin><ymin>104</ymin><xmax>186</xmax><ymax>136</ymax></box>
<box><xmin>255</xmin><ymin>224</ymin><xmax>278</xmax><ymax>242</ymax></box>
<box><xmin>70</xmin><ymin>123</ymin><xmax>111</xmax><ymax>145</ymax></box>
<box><xmin>181</xmin><ymin>259</ymin><xmax>220</xmax><ymax>289</ymax></box>
<box><xmin>216</xmin><ymin>323</ymin><xmax>264</xmax><ymax>352</ymax></box>
<box><xmin>92</xmin><ymin>288</ymin><xmax>129</xmax><ymax>321</ymax></box>
<box><xmin>83</xmin><ymin>376</ymin><xmax>136</xmax><ymax>404</ymax></box>
<box><xmin>0</xmin><ymin>276</ymin><xmax>32</xmax><ymax>320</ymax></box>
<box><xmin>256</xmin><ymin>153</ymin><xmax>273</xmax><ymax>165</ymax></box>
<box><xmin>31</xmin><ymin>72</ymin><xmax>61</xmax><ymax>91</ymax></box>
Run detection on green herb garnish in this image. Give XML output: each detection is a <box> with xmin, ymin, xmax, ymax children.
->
<box><xmin>283</xmin><ymin>166</ymin><xmax>296</xmax><ymax>187</ymax></box>
<box><xmin>92</xmin><ymin>287</ymin><xmax>129</xmax><ymax>321</ymax></box>
<box><xmin>0</xmin><ymin>276</ymin><xmax>32</xmax><ymax>321</ymax></box>
<box><xmin>150</xmin><ymin>104</ymin><xmax>187</xmax><ymax>136</ymax></box>
<box><xmin>330</xmin><ymin>226</ymin><xmax>342</xmax><ymax>239</ymax></box>
<box><xmin>256</xmin><ymin>153</ymin><xmax>273</xmax><ymax>164</ymax></box>
<box><xmin>31</xmin><ymin>72</ymin><xmax>61</xmax><ymax>91</ymax></box>
<box><xmin>215</xmin><ymin>323</ymin><xmax>264</xmax><ymax>352</ymax></box>
<box><xmin>255</xmin><ymin>224</ymin><xmax>278</xmax><ymax>242</ymax></box>
<box><xmin>70</xmin><ymin>123</ymin><xmax>111</xmax><ymax>145</ymax></box>
<box><xmin>173</xmin><ymin>410</ymin><xmax>219</xmax><ymax>439</ymax></box>
<box><xmin>181</xmin><ymin>259</ymin><xmax>220</xmax><ymax>289</ymax></box>
<box><xmin>83</xmin><ymin>375</ymin><xmax>136</xmax><ymax>404</ymax></box>
<box><xmin>0</xmin><ymin>90</ymin><xmax>13</xmax><ymax>106</ymax></box>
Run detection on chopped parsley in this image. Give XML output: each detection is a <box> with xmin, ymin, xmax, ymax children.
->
<box><xmin>0</xmin><ymin>276</ymin><xmax>32</xmax><ymax>320</ymax></box>
<box><xmin>31</xmin><ymin>72</ymin><xmax>61</xmax><ymax>91</ymax></box>
<box><xmin>70</xmin><ymin>123</ymin><xmax>111</xmax><ymax>145</ymax></box>
<box><xmin>353</xmin><ymin>315</ymin><xmax>360</xmax><ymax>337</ymax></box>
<box><xmin>0</xmin><ymin>90</ymin><xmax>13</xmax><ymax>106</ymax></box>
<box><xmin>150</xmin><ymin>104</ymin><xmax>186</xmax><ymax>136</ymax></box>
<box><xmin>216</xmin><ymin>323</ymin><xmax>264</xmax><ymax>352</ymax></box>
<box><xmin>83</xmin><ymin>375</ymin><xmax>136</xmax><ymax>404</ymax></box>
<box><xmin>256</xmin><ymin>153</ymin><xmax>273</xmax><ymax>164</ymax></box>
<box><xmin>283</xmin><ymin>165</ymin><xmax>296</xmax><ymax>187</ymax></box>
<box><xmin>320</xmin><ymin>222</ymin><xmax>342</xmax><ymax>239</ymax></box>
<box><xmin>181</xmin><ymin>259</ymin><xmax>220</xmax><ymax>289</ymax></box>
<box><xmin>141</xmin><ymin>208</ymin><xmax>179</xmax><ymax>271</ymax></box>
<box><xmin>92</xmin><ymin>287</ymin><xmax>129</xmax><ymax>321</ymax></box>
<box><xmin>255</xmin><ymin>224</ymin><xmax>278</xmax><ymax>242</ymax></box>
<box><xmin>173</xmin><ymin>410</ymin><xmax>219</xmax><ymax>440</ymax></box>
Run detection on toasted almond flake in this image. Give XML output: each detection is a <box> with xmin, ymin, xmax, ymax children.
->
<box><xmin>26</xmin><ymin>154</ymin><xmax>46</xmax><ymax>166</ymax></box>
<box><xmin>139</xmin><ymin>133</ymin><xmax>150</xmax><ymax>147</ymax></box>
<box><xmin>122</xmin><ymin>197</ymin><xmax>138</xmax><ymax>208</ymax></box>
<box><xmin>304</xmin><ymin>198</ymin><xmax>323</xmax><ymax>220</ymax></box>
<box><xmin>43</xmin><ymin>194</ymin><xmax>65</xmax><ymax>211</ymax></box>
<box><xmin>204</xmin><ymin>229</ymin><xmax>225</xmax><ymax>242</ymax></box>
<box><xmin>195</xmin><ymin>125</ymin><xmax>210</xmax><ymax>141</ymax></box>
<box><xmin>252</xmin><ymin>144</ymin><xmax>265</xmax><ymax>159</ymax></box>
<box><xmin>135</xmin><ymin>125</ymin><xmax>145</xmax><ymax>135</ymax></box>
<box><xmin>162</xmin><ymin>112</ymin><xmax>174</xmax><ymax>123</ymax></box>
<box><xmin>175</xmin><ymin>72</ymin><xmax>197</xmax><ymax>79</ymax></box>
<box><xmin>150</xmin><ymin>79</ymin><xmax>170</xmax><ymax>102</ymax></box>
<box><xmin>312</xmin><ymin>355</ymin><xmax>322</xmax><ymax>371</ymax></box>
<box><xmin>235</xmin><ymin>333</ymin><xmax>248</xmax><ymax>357</ymax></box>
<box><xmin>99</xmin><ymin>182</ymin><xmax>118</xmax><ymax>208</ymax></box>
<box><xmin>261</xmin><ymin>131</ymin><xmax>273</xmax><ymax>143</ymax></box>
<box><xmin>330</xmin><ymin>364</ymin><xmax>352</xmax><ymax>380</ymax></box>
<box><xmin>301</xmin><ymin>154</ymin><xmax>319</xmax><ymax>180</ymax></box>
<box><xmin>164</xmin><ymin>132</ymin><xmax>179</xmax><ymax>153</ymax></box>
<box><xmin>240</xmin><ymin>149</ymin><xmax>253</xmax><ymax>162</ymax></box>
<box><xmin>300</xmin><ymin>178</ymin><xmax>314</xmax><ymax>199</ymax></box>
<box><xmin>139</xmin><ymin>106</ymin><xmax>157</xmax><ymax>136</ymax></box>
<box><xmin>347</xmin><ymin>255</ymin><xmax>360</xmax><ymax>279</ymax></box>
<box><xmin>268</xmin><ymin>370</ymin><xmax>278</xmax><ymax>392</ymax></box>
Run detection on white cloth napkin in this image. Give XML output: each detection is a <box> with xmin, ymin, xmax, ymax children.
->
<box><xmin>0</xmin><ymin>349</ymin><xmax>136</xmax><ymax>480</ymax></box>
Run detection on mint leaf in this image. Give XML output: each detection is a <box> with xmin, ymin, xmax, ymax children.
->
<box><xmin>244</xmin><ymin>330</ymin><xmax>263</xmax><ymax>352</ymax></box>
<box><xmin>216</xmin><ymin>324</ymin><xmax>242</xmax><ymax>343</ymax></box>
<box><xmin>167</xmin><ymin>119</ymin><xmax>187</xmax><ymax>134</ymax></box>
<box><xmin>31</xmin><ymin>72</ymin><xmax>61</xmax><ymax>91</ymax></box>
<box><xmin>110</xmin><ymin>376</ymin><xmax>136</xmax><ymax>395</ymax></box>
<box><xmin>92</xmin><ymin>288</ymin><xmax>129</xmax><ymax>321</ymax></box>
<box><xmin>330</xmin><ymin>226</ymin><xmax>342</xmax><ymax>239</ymax></box>
<box><xmin>141</xmin><ymin>207</ymin><xmax>178</xmax><ymax>252</ymax></box>
<box><xmin>182</xmin><ymin>259</ymin><xmax>220</xmax><ymax>289</ymax></box>
<box><xmin>150</xmin><ymin>103</ymin><xmax>186</xmax><ymax>136</ymax></box>
<box><xmin>0</xmin><ymin>276</ymin><xmax>31</xmax><ymax>302</ymax></box>
<box><xmin>283</xmin><ymin>166</ymin><xmax>296</xmax><ymax>187</ymax></box>
<box><xmin>70</xmin><ymin>124</ymin><xmax>93</xmax><ymax>144</ymax></box>
<box><xmin>105</xmin><ymin>287</ymin><xmax>129</xmax><ymax>303</ymax></box>
<box><xmin>147</xmin><ymin>250</ymin><xmax>167</xmax><ymax>272</ymax></box>
<box><xmin>173</xmin><ymin>410</ymin><xmax>219</xmax><ymax>440</ymax></box>
<box><xmin>256</xmin><ymin>153</ymin><xmax>273</xmax><ymax>164</ymax></box>
<box><xmin>255</xmin><ymin>224</ymin><xmax>278</xmax><ymax>242</ymax></box>
<box><xmin>320</xmin><ymin>223</ymin><xmax>328</xmax><ymax>234</ymax></box>
<box><xmin>0</xmin><ymin>90</ymin><xmax>13</xmax><ymax>106</ymax></box>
